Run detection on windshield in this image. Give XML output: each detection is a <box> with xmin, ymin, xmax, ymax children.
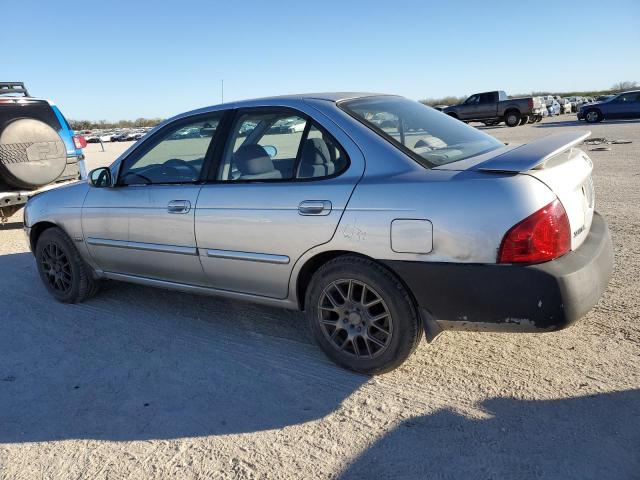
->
<box><xmin>340</xmin><ymin>96</ymin><xmax>503</xmax><ymax>167</ymax></box>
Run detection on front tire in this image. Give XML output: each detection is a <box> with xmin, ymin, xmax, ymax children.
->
<box><xmin>584</xmin><ymin>109</ymin><xmax>603</xmax><ymax>123</ymax></box>
<box><xmin>305</xmin><ymin>256</ymin><xmax>423</xmax><ymax>375</ymax></box>
<box><xmin>35</xmin><ymin>227</ymin><xmax>99</xmax><ymax>303</ymax></box>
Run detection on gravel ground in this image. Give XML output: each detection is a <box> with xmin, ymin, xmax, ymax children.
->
<box><xmin>0</xmin><ymin>115</ymin><xmax>639</xmax><ymax>479</ymax></box>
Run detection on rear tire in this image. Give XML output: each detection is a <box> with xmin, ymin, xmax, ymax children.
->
<box><xmin>505</xmin><ymin>110</ymin><xmax>521</xmax><ymax>127</ymax></box>
<box><xmin>305</xmin><ymin>255</ymin><xmax>423</xmax><ymax>375</ymax></box>
<box><xmin>519</xmin><ymin>115</ymin><xmax>529</xmax><ymax>126</ymax></box>
<box><xmin>35</xmin><ymin>227</ymin><xmax>99</xmax><ymax>303</ymax></box>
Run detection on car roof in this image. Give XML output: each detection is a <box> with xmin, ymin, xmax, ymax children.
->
<box><xmin>240</xmin><ymin>92</ymin><xmax>387</xmax><ymax>103</ymax></box>
<box><xmin>169</xmin><ymin>92</ymin><xmax>395</xmax><ymax>123</ymax></box>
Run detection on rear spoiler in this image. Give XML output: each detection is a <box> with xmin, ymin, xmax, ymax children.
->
<box><xmin>475</xmin><ymin>131</ymin><xmax>591</xmax><ymax>173</ymax></box>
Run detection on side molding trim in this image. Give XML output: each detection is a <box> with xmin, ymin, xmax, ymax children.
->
<box><xmin>206</xmin><ymin>249</ymin><xmax>290</xmax><ymax>265</ymax></box>
<box><xmin>86</xmin><ymin>237</ymin><xmax>198</xmax><ymax>256</ymax></box>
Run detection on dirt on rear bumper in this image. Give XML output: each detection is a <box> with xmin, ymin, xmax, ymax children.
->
<box><xmin>383</xmin><ymin>211</ymin><xmax>613</xmax><ymax>333</ymax></box>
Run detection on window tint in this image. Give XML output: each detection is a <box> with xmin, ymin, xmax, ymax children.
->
<box><xmin>617</xmin><ymin>92</ymin><xmax>639</xmax><ymax>102</ymax></box>
<box><xmin>297</xmin><ymin>125</ymin><xmax>348</xmax><ymax>179</ymax></box>
<box><xmin>219</xmin><ymin>111</ymin><xmax>306</xmax><ymax>181</ymax></box>
<box><xmin>218</xmin><ymin>110</ymin><xmax>348</xmax><ymax>182</ymax></box>
<box><xmin>119</xmin><ymin>114</ymin><xmax>221</xmax><ymax>185</ymax></box>
<box><xmin>479</xmin><ymin>93</ymin><xmax>494</xmax><ymax>103</ymax></box>
<box><xmin>341</xmin><ymin>96</ymin><xmax>503</xmax><ymax>167</ymax></box>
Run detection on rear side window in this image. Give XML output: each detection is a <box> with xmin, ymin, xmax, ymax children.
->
<box><xmin>218</xmin><ymin>109</ymin><xmax>348</xmax><ymax>182</ymax></box>
<box><xmin>297</xmin><ymin>125</ymin><xmax>348</xmax><ymax>179</ymax></box>
<box><xmin>340</xmin><ymin>96</ymin><xmax>503</xmax><ymax>167</ymax></box>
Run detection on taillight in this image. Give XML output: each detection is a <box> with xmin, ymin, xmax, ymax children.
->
<box><xmin>73</xmin><ymin>135</ymin><xmax>87</xmax><ymax>149</ymax></box>
<box><xmin>528</xmin><ymin>98</ymin><xmax>533</xmax><ymax>110</ymax></box>
<box><xmin>498</xmin><ymin>200</ymin><xmax>570</xmax><ymax>264</ymax></box>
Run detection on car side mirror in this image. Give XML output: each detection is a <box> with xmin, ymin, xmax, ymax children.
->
<box><xmin>88</xmin><ymin>167</ymin><xmax>113</xmax><ymax>188</ymax></box>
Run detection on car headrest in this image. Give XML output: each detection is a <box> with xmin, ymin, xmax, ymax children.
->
<box><xmin>234</xmin><ymin>144</ymin><xmax>275</xmax><ymax>175</ymax></box>
<box><xmin>300</xmin><ymin>138</ymin><xmax>331</xmax><ymax>166</ymax></box>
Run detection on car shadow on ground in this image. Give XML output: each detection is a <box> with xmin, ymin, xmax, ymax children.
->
<box><xmin>339</xmin><ymin>389</ymin><xmax>640</xmax><ymax>480</ymax></box>
<box><xmin>0</xmin><ymin>252</ymin><xmax>367</xmax><ymax>443</ymax></box>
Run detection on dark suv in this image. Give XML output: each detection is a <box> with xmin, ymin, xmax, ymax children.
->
<box><xmin>0</xmin><ymin>82</ymin><xmax>86</xmax><ymax>222</ymax></box>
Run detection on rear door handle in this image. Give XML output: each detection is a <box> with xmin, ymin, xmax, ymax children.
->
<box><xmin>298</xmin><ymin>200</ymin><xmax>331</xmax><ymax>216</ymax></box>
<box><xmin>167</xmin><ymin>200</ymin><xmax>191</xmax><ymax>214</ymax></box>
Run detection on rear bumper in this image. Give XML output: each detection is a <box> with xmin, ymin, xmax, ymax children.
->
<box><xmin>383</xmin><ymin>212</ymin><xmax>613</xmax><ymax>334</ymax></box>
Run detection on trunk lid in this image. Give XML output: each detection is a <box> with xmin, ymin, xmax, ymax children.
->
<box><xmin>438</xmin><ymin>131</ymin><xmax>595</xmax><ymax>251</ymax></box>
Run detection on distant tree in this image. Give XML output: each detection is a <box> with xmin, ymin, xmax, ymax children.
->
<box><xmin>420</xmin><ymin>95</ymin><xmax>467</xmax><ymax>107</ymax></box>
<box><xmin>68</xmin><ymin>118</ymin><xmax>164</xmax><ymax>130</ymax></box>
<box><xmin>611</xmin><ymin>81</ymin><xmax>638</xmax><ymax>92</ymax></box>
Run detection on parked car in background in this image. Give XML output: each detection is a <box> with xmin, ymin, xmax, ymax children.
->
<box><xmin>559</xmin><ymin>98</ymin><xmax>572</xmax><ymax>114</ymax></box>
<box><xmin>443</xmin><ymin>91</ymin><xmax>544</xmax><ymax>127</ymax></box>
<box><xmin>578</xmin><ymin>90</ymin><xmax>640</xmax><ymax>123</ymax></box>
<box><xmin>24</xmin><ymin>92</ymin><xmax>613</xmax><ymax>374</ymax></box>
<box><xmin>565</xmin><ymin>96</ymin><xmax>585</xmax><ymax>113</ymax></box>
<box><xmin>0</xmin><ymin>82</ymin><xmax>86</xmax><ymax>222</ymax></box>
<box><xmin>547</xmin><ymin>100</ymin><xmax>561</xmax><ymax>116</ymax></box>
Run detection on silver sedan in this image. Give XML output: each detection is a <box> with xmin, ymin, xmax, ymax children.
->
<box><xmin>24</xmin><ymin>93</ymin><xmax>613</xmax><ymax>374</ymax></box>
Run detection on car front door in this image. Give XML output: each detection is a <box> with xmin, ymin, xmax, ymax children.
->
<box><xmin>82</xmin><ymin>112</ymin><xmax>224</xmax><ymax>285</ymax></box>
<box><xmin>195</xmin><ymin>105</ymin><xmax>364</xmax><ymax>298</ymax></box>
<box><xmin>459</xmin><ymin>94</ymin><xmax>481</xmax><ymax>120</ymax></box>
<box><xmin>476</xmin><ymin>92</ymin><xmax>498</xmax><ymax>118</ymax></box>
<box><xmin>608</xmin><ymin>92</ymin><xmax>640</xmax><ymax>119</ymax></box>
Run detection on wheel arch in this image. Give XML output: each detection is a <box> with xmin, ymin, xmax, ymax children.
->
<box><xmin>294</xmin><ymin>249</ymin><xmax>438</xmax><ymax>342</ymax></box>
<box><xmin>585</xmin><ymin>107</ymin><xmax>603</xmax><ymax>121</ymax></box>
<box><xmin>503</xmin><ymin>106</ymin><xmax>521</xmax><ymax>117</ymax></box>
<box><xmin>29</xmin><ymin>221</ymin><xmax>59</xmax><ymax>253</ymax></box>
<box><xmin>294</xmin><ymin>250</ymin><xmax>420</xmax><ymax>315</ymax></box>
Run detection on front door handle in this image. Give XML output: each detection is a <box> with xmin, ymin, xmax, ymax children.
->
<box><xmin>298</xmin><ymin>200</ymin><xmax>331</xmax><ymax>216</ymax></box>
<box><xmin>167</xmin><ymin>200</ymin><xmax>191</xmax><ymax>214</ymax></box>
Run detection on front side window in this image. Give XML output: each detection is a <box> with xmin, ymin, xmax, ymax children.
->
<box><xmin>340</xmin><ymin>96</ymin><xmax>504</xmax><ymax>167</ymax></box>
<box><xmin>119</xmin><ymin>113</ymin><xmax>221</xmax><ymax>185</ymax></box>
<box><xmin>218</xmin><ymin>109</ymin><xmax>348</xmax><ymax>181</ymax></box>
<box><xmin>616</xmin><ymin>92</ymin><xmax>639</xmax><ymax>103</ymax></box>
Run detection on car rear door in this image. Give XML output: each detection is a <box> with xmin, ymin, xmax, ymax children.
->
<box><xmin>83</xmin><ymin>111</ymin><xmax>224</xmax><ymax>285</ymax></box>
<box><xmin>195</xmin><ymin>104</ymin><xmax>364</xmax><ymax>298</ymax></box>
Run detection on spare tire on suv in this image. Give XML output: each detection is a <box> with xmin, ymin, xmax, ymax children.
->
<box><xmin>0</xmin><ymin>117</ymin><xmax>67</xmax><ymax>188</ymax></box>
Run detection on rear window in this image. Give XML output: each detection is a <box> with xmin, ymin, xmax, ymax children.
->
<box><xmin>340</xmin><ymin>96</ymin><xmax>503</xmax><ymax>167</ymax></box>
